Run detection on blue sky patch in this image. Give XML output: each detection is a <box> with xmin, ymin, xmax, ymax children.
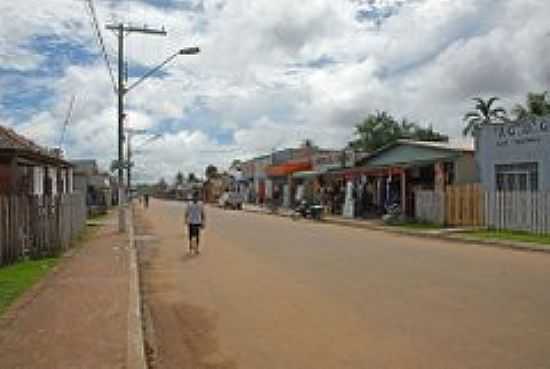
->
<box><xmin>131</xmin><ymin>0</ymin><xmax>205</xmax><ymax>12</ymax></box>
<box><xmin>1</xmin><ymin>35</ymin><xmax>99</xmax><ymax>122</ymax></box>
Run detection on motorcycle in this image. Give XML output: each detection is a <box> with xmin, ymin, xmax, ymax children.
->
<box><xmin>382</xmin><ymin>202</ymin><xmax>403</xmax><ymax>225</ymax></box>
<box><xmin>291</xmin><ymin>200</ymin><xmax>324</xmax><ymax>221</ymax></box>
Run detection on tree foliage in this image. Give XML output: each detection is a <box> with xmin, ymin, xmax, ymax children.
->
<box><xmin>188</xmin><ymin>172</ymin><xmax>198</xmax><ymax>183</ymax></box>
<box><xmin>175</xmin><ymin>171</ymin><xmax>185</xmax><ymax>186</ymax></box>
<box><xmin>157</xmin><ymin>178</ymin><xmax>168</xmax><ymax>191</ymax></box>
<box><xmin>512</xmin><ymin>91</ymin><xmax>550</xmax><ymax>120</ymax></box>
<box><xmin>205</xmin><ymin>164</ymin><xmax>218</xmax><ymax>179</ymax></box>
<box><xmin>230</xmin><ymin>159</ymin><xmax>241</xmax><ymax>170</ymax></box>
<box><xmin>463</xmin><ymin>97</ymin><xmax>507</xmax><ymax>136</ymax></box>
<box><xmin>349</xmin><ymin>111</ymin><xmax>448</xmax><ymax>152</ymax></box>
<box><xmin>301</xmin><ymin>138</ymin><xmax>316</xmax><ymax>148</ymax></box>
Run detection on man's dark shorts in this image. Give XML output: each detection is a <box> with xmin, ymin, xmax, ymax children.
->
<box><xmin>188</xmin><ymin>224</ymin><xmax>202</xmax><ymax>241</ymax></box>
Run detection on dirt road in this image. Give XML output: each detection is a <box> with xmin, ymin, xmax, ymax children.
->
<box><xmin>138</xmin><ymin>199</ymin><xmax>550</xmax><ymax>369</ymax></box>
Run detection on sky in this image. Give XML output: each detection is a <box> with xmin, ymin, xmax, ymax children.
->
<box><xmin>1</xmin><ymin>0</ymin><xmax>549</xmax><ymax>183</ymax></box>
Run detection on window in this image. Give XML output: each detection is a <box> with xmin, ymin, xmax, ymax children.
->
<box><xmin>495</xmin><ymin>162</ymin><xmax>538</xmax><ymax>192</ymax></box>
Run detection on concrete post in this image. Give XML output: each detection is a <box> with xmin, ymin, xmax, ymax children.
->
<box><xmin>401</xmin><ymin>170</ymin><xmax>407</xmax><ymax>215</ymax></box>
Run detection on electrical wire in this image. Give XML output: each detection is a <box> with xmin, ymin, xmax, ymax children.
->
<box><xmin>58</xmin><ymin>95</ymin><xmax>77</xmax><ymax>149</ymax></box>
<box><xmin>84</xmin><ymin>0</ymin><xmax>118</xmax><ymax>94</ymax></box>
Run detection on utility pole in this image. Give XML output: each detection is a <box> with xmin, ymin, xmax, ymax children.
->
<box><xmin>106</xmin><ymin>23</ymin><xmax>167</xmax><ymax>233</ymax></box>
<box><xmin>125</xmin><ymin>128</ymin><xmax>150</xmax><ymax>196</ymax></box>
<box><xmin>127</xmin><ymin>129</ymin><xmax>132</xmax><ymax>196</ymax></box>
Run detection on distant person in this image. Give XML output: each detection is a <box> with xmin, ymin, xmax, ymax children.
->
<box><xmin>185</xmin><ymin>193</ymin><xmax>206</xmax><ymax>255</ymax></box>
<box><xmin>144</xmin><ymin>193</ymin><xmax>150</xmax><ymax>208</ymax></box>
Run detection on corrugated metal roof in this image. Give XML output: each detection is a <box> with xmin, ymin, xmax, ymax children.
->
<box><xmin>398</xmin><ymin>139</ymin><xmax>474</xmax><ymax>152</ymax></box>
<box><xmin>361</xmin><ymin>139</ymin><xmax>473</xmax><ymax>168</ymax></box>
<box><xmin>0</xmin><ymin>125</ymin><xmax>45</xmax><ymax>152</ymax></box>
<box><xmin>0</xmin><ymin>125</ymin><xmax>70</xmax><ymax>166</ymax></box>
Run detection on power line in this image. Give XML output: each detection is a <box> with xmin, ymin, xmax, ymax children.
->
<box><xmin>58</xmin><ymin>95</ymin><xmax>77</xmax><ymax>149</ymax></box>
<box><xmin>84</xmin><ymin>0</ymin><xmax>117</xmax><ymax>94</ymax></box>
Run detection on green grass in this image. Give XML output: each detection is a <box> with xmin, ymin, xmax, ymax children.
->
<box><xmin>397</xmin><ymin>222</ymin><xmax>443</xmax><ymax>230</ymax></box>
<box><xmin>0</xmin><ymin>258</ymin><xmax>59</xmax><ymax>316</ymax></box>
<box><xmin>88</xmin><ymin>210</ymin><xmax>110</xmax><ymax>221</ymax></box>
<box><xmin>463</xmin><ymin>230</ymin><xmax>550</xmax><ymax>247</ymax></box>
<box><xmin>386</xmin><ymin>220</ymin><xmax>443</xmax><ymax>230</ymax></box>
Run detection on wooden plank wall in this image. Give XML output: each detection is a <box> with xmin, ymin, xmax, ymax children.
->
<box><xmin>0</xmin><ymin>193</ymin><xmax>87</xmax><ymax>267</ymax></box>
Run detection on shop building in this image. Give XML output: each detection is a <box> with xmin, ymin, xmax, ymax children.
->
<box><xmin>291</xmin><ymin>151</ymin><xmax>343</xmax><ymax>205</ymax></box>
<box><xmin>252</xmin><ymin>155</ymin><xmax>271</xmax><ymax>204</ymax></box>
<box><xmin>356</xmin><ymin>140</ymin><xmax>478</xmax><ymax>218</ymax></box>
<box><xmin>477</xmin><ymin>117</ymin><xmax>550</xmax><ymax>192</ymax></box>
<box><xmin>265</xmin><ymin>146</ymin><xmax>336</xmax><ymax>208</ymax></box>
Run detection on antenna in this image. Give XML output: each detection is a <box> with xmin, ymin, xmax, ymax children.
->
<box><xmin>58</xmin><ymin>95</ymin><xmax>77</xmax><ymax>150</ymax></box>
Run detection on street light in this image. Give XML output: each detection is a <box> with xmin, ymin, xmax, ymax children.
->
<box><xmin>125</xmin><ymin>129</ymin><xmax>164</xmax><ymax>196</ymax></box>
<box><xmin>107</xmin><ymin>21</ymin><xmax>201</xmax><ymax>233</ymax></box>
<box><xmin>125</xmin><ymin>47</ymin><xmax>200</xmax><ymax>94</ymax></box>
<box><xmin>179</xmin><ymin>47</ymin><xmax>200</xmax><ymax>55</ymax></box>
<box><xmin>114</xmin><ymin>44</ymin><xmax>199</xmax><ymax>232</ymax></box>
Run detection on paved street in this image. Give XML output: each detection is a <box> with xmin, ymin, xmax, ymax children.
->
<box><xmin>138</xmin><ymin>199</ymin><xmax>550</xmax><ymax>369</ymax></box>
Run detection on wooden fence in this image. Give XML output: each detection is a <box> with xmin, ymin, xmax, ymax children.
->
<box><xmin>415</xmin><ymin>191</ymin><xmax>445</xmax><ymax>225</ymax></box>
<box><xmin>445</xmin><ymin>184</ymin><xmax>485</xmax><ymax>227</ymax></box>
<box><xmin>416</xmin><ymin>184</ymin><xmax>550</xmax><ymax>234</ymax></box>
<box><xmin>0</xmin><ymin>193</ymin><xmax>87</xmax><ymax>267</ymax></box>
<box><xmin>486</xmin><ymin>191</ymin><xmax>550</xmax><ymax>234</ymax></box>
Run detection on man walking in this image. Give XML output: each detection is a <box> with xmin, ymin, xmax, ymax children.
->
<box><xmin>185</xmin><ymin>193</ymin><xmax>206</xmax><ymax>254</ymax></box>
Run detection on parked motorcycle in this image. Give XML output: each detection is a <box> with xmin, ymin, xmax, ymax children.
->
<box><xmin>291</xmin><ymin>200</ymin><xmax>324</xmax><ymax>221</ymax></box>
<box><xmin>382</xmin><ymin>202</ymin><xmax>403</xmax><ymax>225</ymax></box>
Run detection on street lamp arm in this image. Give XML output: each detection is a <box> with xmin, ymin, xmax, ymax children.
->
<box><xmin>125</xmin><ymin>52</ymin><xmax>179</xmax><ymax>94</ymax></box>
<box><xmin>125</xmin><ymin>47</ymin><xmax>200</xmax><ymax>95</ymax></box>
<box><xmin>135</xmin><ymin>134</ymin><xmax>163</xmax><ymax>150</ymax></box>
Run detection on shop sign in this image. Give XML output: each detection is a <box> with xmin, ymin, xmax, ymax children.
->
<box><xmin>493</xmin><ymin>118</ymin><xmax>550</xmax><ymax>147</ymax></box>
<box><xmin>313</xmin><ymin>152</ymin><xmax>342</xmax><ymax>172</ymax></box>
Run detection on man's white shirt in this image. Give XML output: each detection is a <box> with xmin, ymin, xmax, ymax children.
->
<box><xmin>186</xmin><ymin>202</ymin><xmax>204</xmax><ymax>225</ymax></box>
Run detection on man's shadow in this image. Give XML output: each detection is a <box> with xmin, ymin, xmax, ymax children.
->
<box><xmin>181</xmin><ymin>250</ymin><xmax>201</xmax><ymax>263</ymax></box>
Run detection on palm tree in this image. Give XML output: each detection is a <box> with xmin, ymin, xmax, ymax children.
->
<box><xmin>463</xmin><ymin>97</ymin><xmax>507</xmax><ymax>136</ymax></box>
<box><xmin>511</xmin><ymin>91</ymin><xmax>550</xmax><ymax>120</ymax></box>
<box><xmin>175</xmin><ymin>171</ymin><xmax>185</xmax><ymax>186</ymax></box>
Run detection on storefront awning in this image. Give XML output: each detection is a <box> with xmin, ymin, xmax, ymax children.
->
<box><xmin>325</xmin><ymin>166</ymin><xmax>404</xmax><ymax>178</ymax></box>
<box><xmin>267</xmin><ymin>161</ymin><xmax>312</xmax><ymax>177</ymax></box>
<box><xmin>292</xmin><ymin>170</ymin><xmax>321</xmax><ymax>179</ymax></box>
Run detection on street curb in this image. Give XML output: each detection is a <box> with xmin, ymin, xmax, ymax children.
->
<box><xmin>324</xmin><ymin>218</ymin><xmax>550</xmax><ymax>254</ymax></box>
<box><xmin>127</xmin><ymin>207</ymin><xmax>148</xmax><ymax>369</ymax></box>
<box><xmin>242</xmin><ymin>207</ymin><xmax>550</xmax><ymax>255</ymax></box>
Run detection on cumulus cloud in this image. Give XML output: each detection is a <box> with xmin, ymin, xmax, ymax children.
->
<box><xmin>1</xmin><ymin>0</ymin><xmax>549</xmax><ymax>182</ymax></box>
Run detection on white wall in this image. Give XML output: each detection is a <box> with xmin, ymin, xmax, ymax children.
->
<box><xmin>477</xmin><ymin>118</ymin><xmax>550</xmax><ymax>192</ymax></box>
<box><xmin>33</xmin><ymin>167</ymin><xmax>44</xmax><ymax>195</ymax></box>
